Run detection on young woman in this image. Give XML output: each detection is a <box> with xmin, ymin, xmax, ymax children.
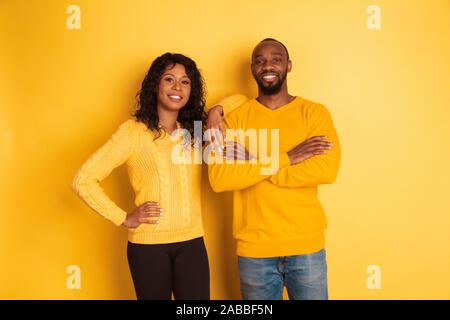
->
<box><xmin>71</xmin><ymin>53</ymin><xmax>242</xmax><ymax>300</ymax></box>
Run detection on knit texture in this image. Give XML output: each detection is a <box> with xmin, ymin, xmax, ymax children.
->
<box><xmin>70</xmin><ymin>119</ymin><xmax>204</xmax><ymax>244</ymax></box>
<box><xmin>208</xmin><ymin>95</ymin><xmax>341</xmax><ymax>258</ymax></box>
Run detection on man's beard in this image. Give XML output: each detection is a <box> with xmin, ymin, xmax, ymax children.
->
<box><xmin>253</xmin><ymin>68</ymin><xmax>288</xmax><ymax>95</ymax></box>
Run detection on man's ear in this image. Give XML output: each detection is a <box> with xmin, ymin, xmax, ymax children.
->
<box><xmin>287</xmin><ymin>60</ymin><xmax>292</xmax><ymax>73</ymax></box>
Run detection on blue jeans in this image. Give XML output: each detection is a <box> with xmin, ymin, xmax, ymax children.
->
<box><xmin>238</xmin><ymin>248</ymin><xmax>328</xmax><ymax>300</ymax></box>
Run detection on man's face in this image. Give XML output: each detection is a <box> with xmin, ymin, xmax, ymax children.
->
<box><xmin>251</xmin><ymin>41</ymin><xmax>291</xmax><ymax>95</ymax></box>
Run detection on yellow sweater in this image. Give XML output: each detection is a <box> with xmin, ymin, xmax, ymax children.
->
<box><xmin>70</xmin><ymin>119</ymin><xmax>204</xmax><ymax>244</ymax></box>
<box><xmin>208</xmin><ymin>95</ymin><xmax>341</xmax><ymax>258</ymax></box>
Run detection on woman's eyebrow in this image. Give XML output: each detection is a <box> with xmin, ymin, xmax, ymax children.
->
<box><xmin>162</xmin><ymin>73</ymin><xmax>189</xmax><ymax>79</ymax></box>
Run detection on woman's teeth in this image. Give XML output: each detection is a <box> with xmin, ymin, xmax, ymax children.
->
<box><xmin>168</xmin><ymin>95</ymin><xmax>182</xmax><ymax>101</ymax></box>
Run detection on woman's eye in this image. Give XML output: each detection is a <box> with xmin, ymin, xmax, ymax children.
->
<box><xmin>164</xmin><ymin>78</ymin><xmax>173</xmax><ymax>82</ymax></box>
<box><xmin>182</xmin><ymin>81</ymin><xmax>190</xmax><ymax>85</ymax></box>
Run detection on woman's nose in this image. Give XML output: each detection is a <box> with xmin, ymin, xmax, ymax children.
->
<box><xmin>172</xmin><ymin>81</ymin><xmax>181</xmax><ymax>90</ymax></box>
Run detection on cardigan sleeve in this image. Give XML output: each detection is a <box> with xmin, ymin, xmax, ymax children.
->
<box><xmin>70</xmin><ymin>119</ymin><xmax>137</xmax><ymax>226</ymax></box>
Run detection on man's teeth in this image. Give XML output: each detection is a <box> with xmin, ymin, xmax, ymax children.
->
<box><xmin>263</xmin><ymin>75</ymin><xmax>277</xmax><ymax>79</ymax></box>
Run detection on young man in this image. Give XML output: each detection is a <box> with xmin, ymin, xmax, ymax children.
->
<box><xmin>205</xmin><ymin>38</ymin><xmax>341</xmax><ymax>300</ymax></box>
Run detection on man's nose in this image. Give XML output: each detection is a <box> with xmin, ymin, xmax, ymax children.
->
<box><xmin>262</xmin><ymin>61</ymin><xmax>275</xmax><ymax>72</ymax></box>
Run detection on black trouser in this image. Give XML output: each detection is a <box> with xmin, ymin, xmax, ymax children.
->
<box><xmin>127</xmin><ymin>237</ymin><xmax>210</xmax><ymax>300</ymax></box>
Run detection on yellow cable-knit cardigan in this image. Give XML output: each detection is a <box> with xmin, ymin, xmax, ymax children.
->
<box><xmin>71</xmin><ymin>95</ymin><xmax>247</xmax><ymax>244</ymax></box>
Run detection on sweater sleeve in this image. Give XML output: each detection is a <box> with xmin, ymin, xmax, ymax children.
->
<box><xmin>70</xmin><ymin>119</ymin><xmax>137</xmax><ymax>226</ymax></box>
<box><xmin>207</xmin><ymin>116</ymin><xmax>291</xmax><ymax>192</ymax></box>
<box><xmin>204</xmin><ymin>94</ymin><xmax>249</xmax><ymax>115</ymax></box>
<box><xmin>269</xmin><ymin>104</ymin><xmax>341</xmax><ymax>188</ymax></box>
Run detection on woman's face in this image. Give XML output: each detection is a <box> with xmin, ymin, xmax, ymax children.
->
<box><xmin>156</xmin><ymin>63</ymin><xmax>191</xmax><ymax>112</ymax></box>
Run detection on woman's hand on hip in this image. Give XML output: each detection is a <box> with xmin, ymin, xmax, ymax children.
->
<box><xmin>122</xmin><ymin>201</ymin><xmax>163</xmax><ymax>228</ymax></box>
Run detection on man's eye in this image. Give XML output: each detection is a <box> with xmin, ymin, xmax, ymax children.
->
<box><xmin>273</xmin><ymin>58</ymin><xmax>281</xmax><ymax>62</ymax></box>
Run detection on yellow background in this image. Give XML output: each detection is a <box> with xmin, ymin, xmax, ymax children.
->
<box><xmin>0</xmin><ymin>0</ymin><xmax>449</xmax><ymax>299</ymax></box>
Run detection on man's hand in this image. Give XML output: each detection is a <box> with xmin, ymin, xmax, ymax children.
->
<box><xmin>287</xmin><ymin>136</ymin><xmax>333</xmax><ymax>165</ymax></box>
<box><xmin>122</xmin><ymin>201</ymin><xmax>163</xmax><ymax>228</ymax></box>
<box><xmin>223</xmin><ymin>141</ymin><xmax>255</xmax><ymax>161</ymax></box>
<box><xmin>205</xmin><ymin>105</ymin><xmax>225</xmax><ymax>150</ymax></box>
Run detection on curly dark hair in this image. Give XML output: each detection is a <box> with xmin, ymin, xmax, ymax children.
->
<box><xmin>132</xmin><ymin>52</ymin><xmax>207</xmax><ymax>145</ymax></box>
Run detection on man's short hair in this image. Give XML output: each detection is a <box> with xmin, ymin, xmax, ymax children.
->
<box><xmin>259</xmin><ymin>38</ymin><xmax>290</xmax><ymax>60</ymax></box>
